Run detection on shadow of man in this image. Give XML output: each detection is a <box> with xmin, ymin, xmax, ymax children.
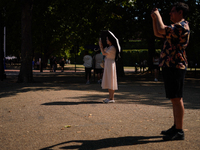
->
<box><xmin>40</xmin><ymin>135</ymin><xmax>164</xmax><ymax>150</ymax></box>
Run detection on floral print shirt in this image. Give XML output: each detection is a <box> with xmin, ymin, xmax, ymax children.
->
<box><xmin>159</xmin><ymin>20</ymin><xmax>190</xmax><ymax>69</ymax></box>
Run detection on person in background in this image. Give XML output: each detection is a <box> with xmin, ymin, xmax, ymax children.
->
<box><xmin>36</xmin><ymin>59</ymin><xmax>39</xmax><ymax>70</ymax></box>
<box><xmin>50</xmin><ymin>56</ymin><xmax>54</xmax><ymax>72</ymax></box>
<box><xmin>66</xmin><ymin>59</ymin><xmax>68</xmax><ymax>64</ymax></box>
<box><xmin>60</xmin><ymin>57</ymin><xmax>65</xmax><ymax>72</ymax></box>
<box><xmin>83</xmin><ymin>51</ymin><xmax>93</xmax><ymax>84</ymax></box>
<box><xmin>153</xmin><ymin>53</ymin><xmax>160</xmax><ymax>81</ymax></box>
<box><xmin>53</xmin><ymin>57</ymin><xmax>57</xmax><ymax>72</ymax></box>
<box><xmin>32</xmin><ymin>60</ymin><xmax>35</xmax><ymax>70</ymax></box>
<box><xmin>3</xmin><ymin>57</ymin><xmax>6</xmax><ymax>69</ymax></box>
<box><xmin>93</xmin><ymin>50</ymin><xmax>103</xmax><ymax>84</ymax></box>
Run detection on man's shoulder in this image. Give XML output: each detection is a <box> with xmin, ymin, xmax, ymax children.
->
<box><xmin>87</xmin><ymin>55</ymin><xmax>93</xmax><ymax>60</ymax></box>
<box><xmin>84</xmin><ymin>55</ymin><xmax>92</xmax><ymax>58</ymax></box>
<box><xmin>174</xmin><ymin>21</ymin><xmax>189</xmax><ymax>30</ymax></box>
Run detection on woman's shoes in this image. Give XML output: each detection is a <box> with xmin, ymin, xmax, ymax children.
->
<box><xmin>103</xmin><ymin>99</ymin><xmax>115</xmax><ymax>103</ymax></box>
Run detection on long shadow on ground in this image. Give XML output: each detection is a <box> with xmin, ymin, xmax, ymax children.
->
<box><xmin>1</xmin><ymin>72</ymin><xmax>200</xmax><ymax>110</ymax></box>
<box><xmin>40</xmin><ymin>136</ymin><xmax>164</xmax><ymax>150</ymax></box>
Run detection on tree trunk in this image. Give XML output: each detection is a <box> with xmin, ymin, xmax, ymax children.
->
<box><xmin>18</xmin><ymin>0</ymin><xmax>33</xmax><ymax>83</ymax></box>
<box><xmin>147</xmin><ymin>36</ymin><xmax>155</xmax><ymax>71</ymax></box>
<box><xmin>0</xmin><ymin>12</ymin><xmax>5</xmax><ymax>81</ymax></box>
<box><xmin>116</xmin><ymin>49</ymin><xmax>125</xmax><ymax>77</ymax></box>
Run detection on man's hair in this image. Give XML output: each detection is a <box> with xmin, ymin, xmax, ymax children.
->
<box><xmin>174</xmin><ymin>2</ymin><xmax>189</xmax><ymax>18</ymax></box>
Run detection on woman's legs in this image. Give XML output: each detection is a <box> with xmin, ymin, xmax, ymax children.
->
<box><xmin>108</xmin><ymin>89</ymin><xmax>115</xmax><ymax>100</ymax></box>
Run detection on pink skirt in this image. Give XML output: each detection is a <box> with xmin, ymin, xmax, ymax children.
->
<box><xmin>101</xmin><ymin>58</ymin><xmax>118</xmax><ymax>90</ymax></box>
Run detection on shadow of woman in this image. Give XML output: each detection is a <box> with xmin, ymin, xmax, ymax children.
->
<box><xmin>40</xmin><ymin>135</ymin><xmax>165</xmax><ymax>150</ymax></box>
<box><xmin>41</xmin><ymin>101</ymin><xmax>103</xmax><ymax>105</ymax></box>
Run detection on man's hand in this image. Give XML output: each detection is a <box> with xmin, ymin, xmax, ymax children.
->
<box><xmin>151</xmin><ymin>7</ymin><xmax>165</xmax><ymax>38</ymax></box>
<box><xmin>151</xmin><ymin>8</ymin><xmax>160</xmax><ymax>18</ymax></box>
<box><xmin>151</xmin><ymin>11</ymin><xmax>156</xmax><ymax>19</ymax></box>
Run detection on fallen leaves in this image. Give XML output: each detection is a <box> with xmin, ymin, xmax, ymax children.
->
<box><xmin>61</xmin><ymin>124</ymin><xmax>82</xmax><ymax>134</ymax></box>
<box><xmin>65</xmin><ymin>125</ymin><xmax>71</xmax><ymax>128</ymax></box>
<box><xmin>84</xmin><ymin>114</ymin><xmax>93</xmax><ymax>118</ymax></box>
<box><xmin>61</xmin><ymin>125</ymin><xmax>71</xmax><ymax>130</ymax></box>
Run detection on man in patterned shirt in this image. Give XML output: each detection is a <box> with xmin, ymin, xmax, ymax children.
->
<box><xmin>151</xmin><ymin>2</ymin><xmax>190</xmax><ymax>141</ymax></box>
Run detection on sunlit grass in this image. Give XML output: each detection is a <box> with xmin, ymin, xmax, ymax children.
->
<box><xmin>66</xmin><ymin>64</ymin><xmax>200</xmax><ymax>71</ymax></box>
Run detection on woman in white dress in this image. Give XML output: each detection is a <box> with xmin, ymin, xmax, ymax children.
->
<box><xmin>99</xmin><ymin>34</ymin><xmax>119</xmax><ymax>103</ymax></box>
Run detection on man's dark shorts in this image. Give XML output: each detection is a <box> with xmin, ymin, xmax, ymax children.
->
<box><xmin>152</xmin><ymin>65</ymin><xmax>160</xmax><ymax>70</ymax></box>
<box><xmin>162</xmin><ymin>67</ymin><xmax>186</xmax><ymax>99</ymax></box>
<box><xmin>95</xmin><ymin>68</ymin><xmax>103</xmax><ymax>74</ymax></box>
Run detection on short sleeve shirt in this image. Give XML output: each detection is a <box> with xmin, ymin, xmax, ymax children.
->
<box><xmin>159</xmin><ymin>20</ymin><xmax>190</xmax><ymax>69</ymax></box>
<box><xmin>106</xmin><ymin>46</ymin><xmax>116</xmax><ymax>60</ymax></box>
<box><xmin>83</xmin><ymin>55</ymin><xmax>92</xmax><ymax>68</ymax></box>
<box><xmin>95</xmin><ymin>53</ymin><xmax>103</xmax><ymax>69</ymax></box>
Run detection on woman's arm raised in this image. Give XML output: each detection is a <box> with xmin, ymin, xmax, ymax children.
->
<box><xmin>99</xmin><ymin>38</ymin><xmax>108</xmax><ymax>56</ymax></box>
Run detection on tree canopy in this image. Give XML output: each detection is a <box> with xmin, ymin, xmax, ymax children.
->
<box><xmin>0</xmin><ymin>0</ymin><xmax>200</xmax><ymax>82</ymax></box>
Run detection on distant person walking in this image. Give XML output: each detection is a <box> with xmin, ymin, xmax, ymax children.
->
<box><xmin>36</xmin><ymin>60</ymin><xmax>39</xmax><ymax>70</ymax></box>
<box><xmin>60</xmin><ymin>57</ymin><xmax>65</xmax><ymax>72</ymax></box>
<box><xmin>50</xmin><ymin>56</ymin><xmax>54</xmax><ymax>72</ymax></box>
<box><xmin>151</xmin><ymin>2</ymin><xmax>190</xmax><ymax>141</ymax></box>
<box><xmin>32</xmin><ymin>60</ymin><xmax>35</xmax><ymax>70</ymax></box>
<box><xmin>99</xmin><ymin>30</ymin><xmax>120</xmax><ymax>103</ymax></box>
<box><xmin>152</xmin><ymin>53</ymin><xmax>160</xmax><ymax>81</ymax></box>
<box><xmin>93</xmin><ymin>50</ymin><xmax>103</xmax><ymax>84</ymax></box>
<box><xmin>53</xmin><ymin>57</ymin><xmax>57</xmax><ymax>72</ymax></box>
<box><xmin>3</xmin><ymin>57</ymin><xmax>6</xmax><ymax>69</ymax></box>
<box><xmin>83</xmin><ymin>51</ymin><xmax>93</xmax><ymax>84</ymax></box>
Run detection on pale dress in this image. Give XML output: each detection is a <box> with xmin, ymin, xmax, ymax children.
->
<box><xmin>101</xmin><ymin>46</ymin><xmax>118</xmax><ymax>90</ymax></box>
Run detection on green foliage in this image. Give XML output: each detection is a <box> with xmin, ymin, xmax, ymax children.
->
<box><xmin>1</xmin><ymin>0</ymin><xmax>200</xmax><ymax>65</ymax></box>
<box><xmin>123</xmin><ymin>50</ymin><xmax>147</xmax><ymax>66</ymax></box>
<box><xmin>186</xmin><ymin>1</ymin><xmax>200</xmax><ymax>64</ymax></box>
<box><xmin>0</xmin><ymin>0</ymin><xmax>21</xmax><ymax>57</ymax></box>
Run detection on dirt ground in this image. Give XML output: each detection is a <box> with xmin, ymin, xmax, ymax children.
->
<box><xmin>0</xmin><ymin>70</ymin><xmax>200</xmax><ymax>150</ymax></box>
